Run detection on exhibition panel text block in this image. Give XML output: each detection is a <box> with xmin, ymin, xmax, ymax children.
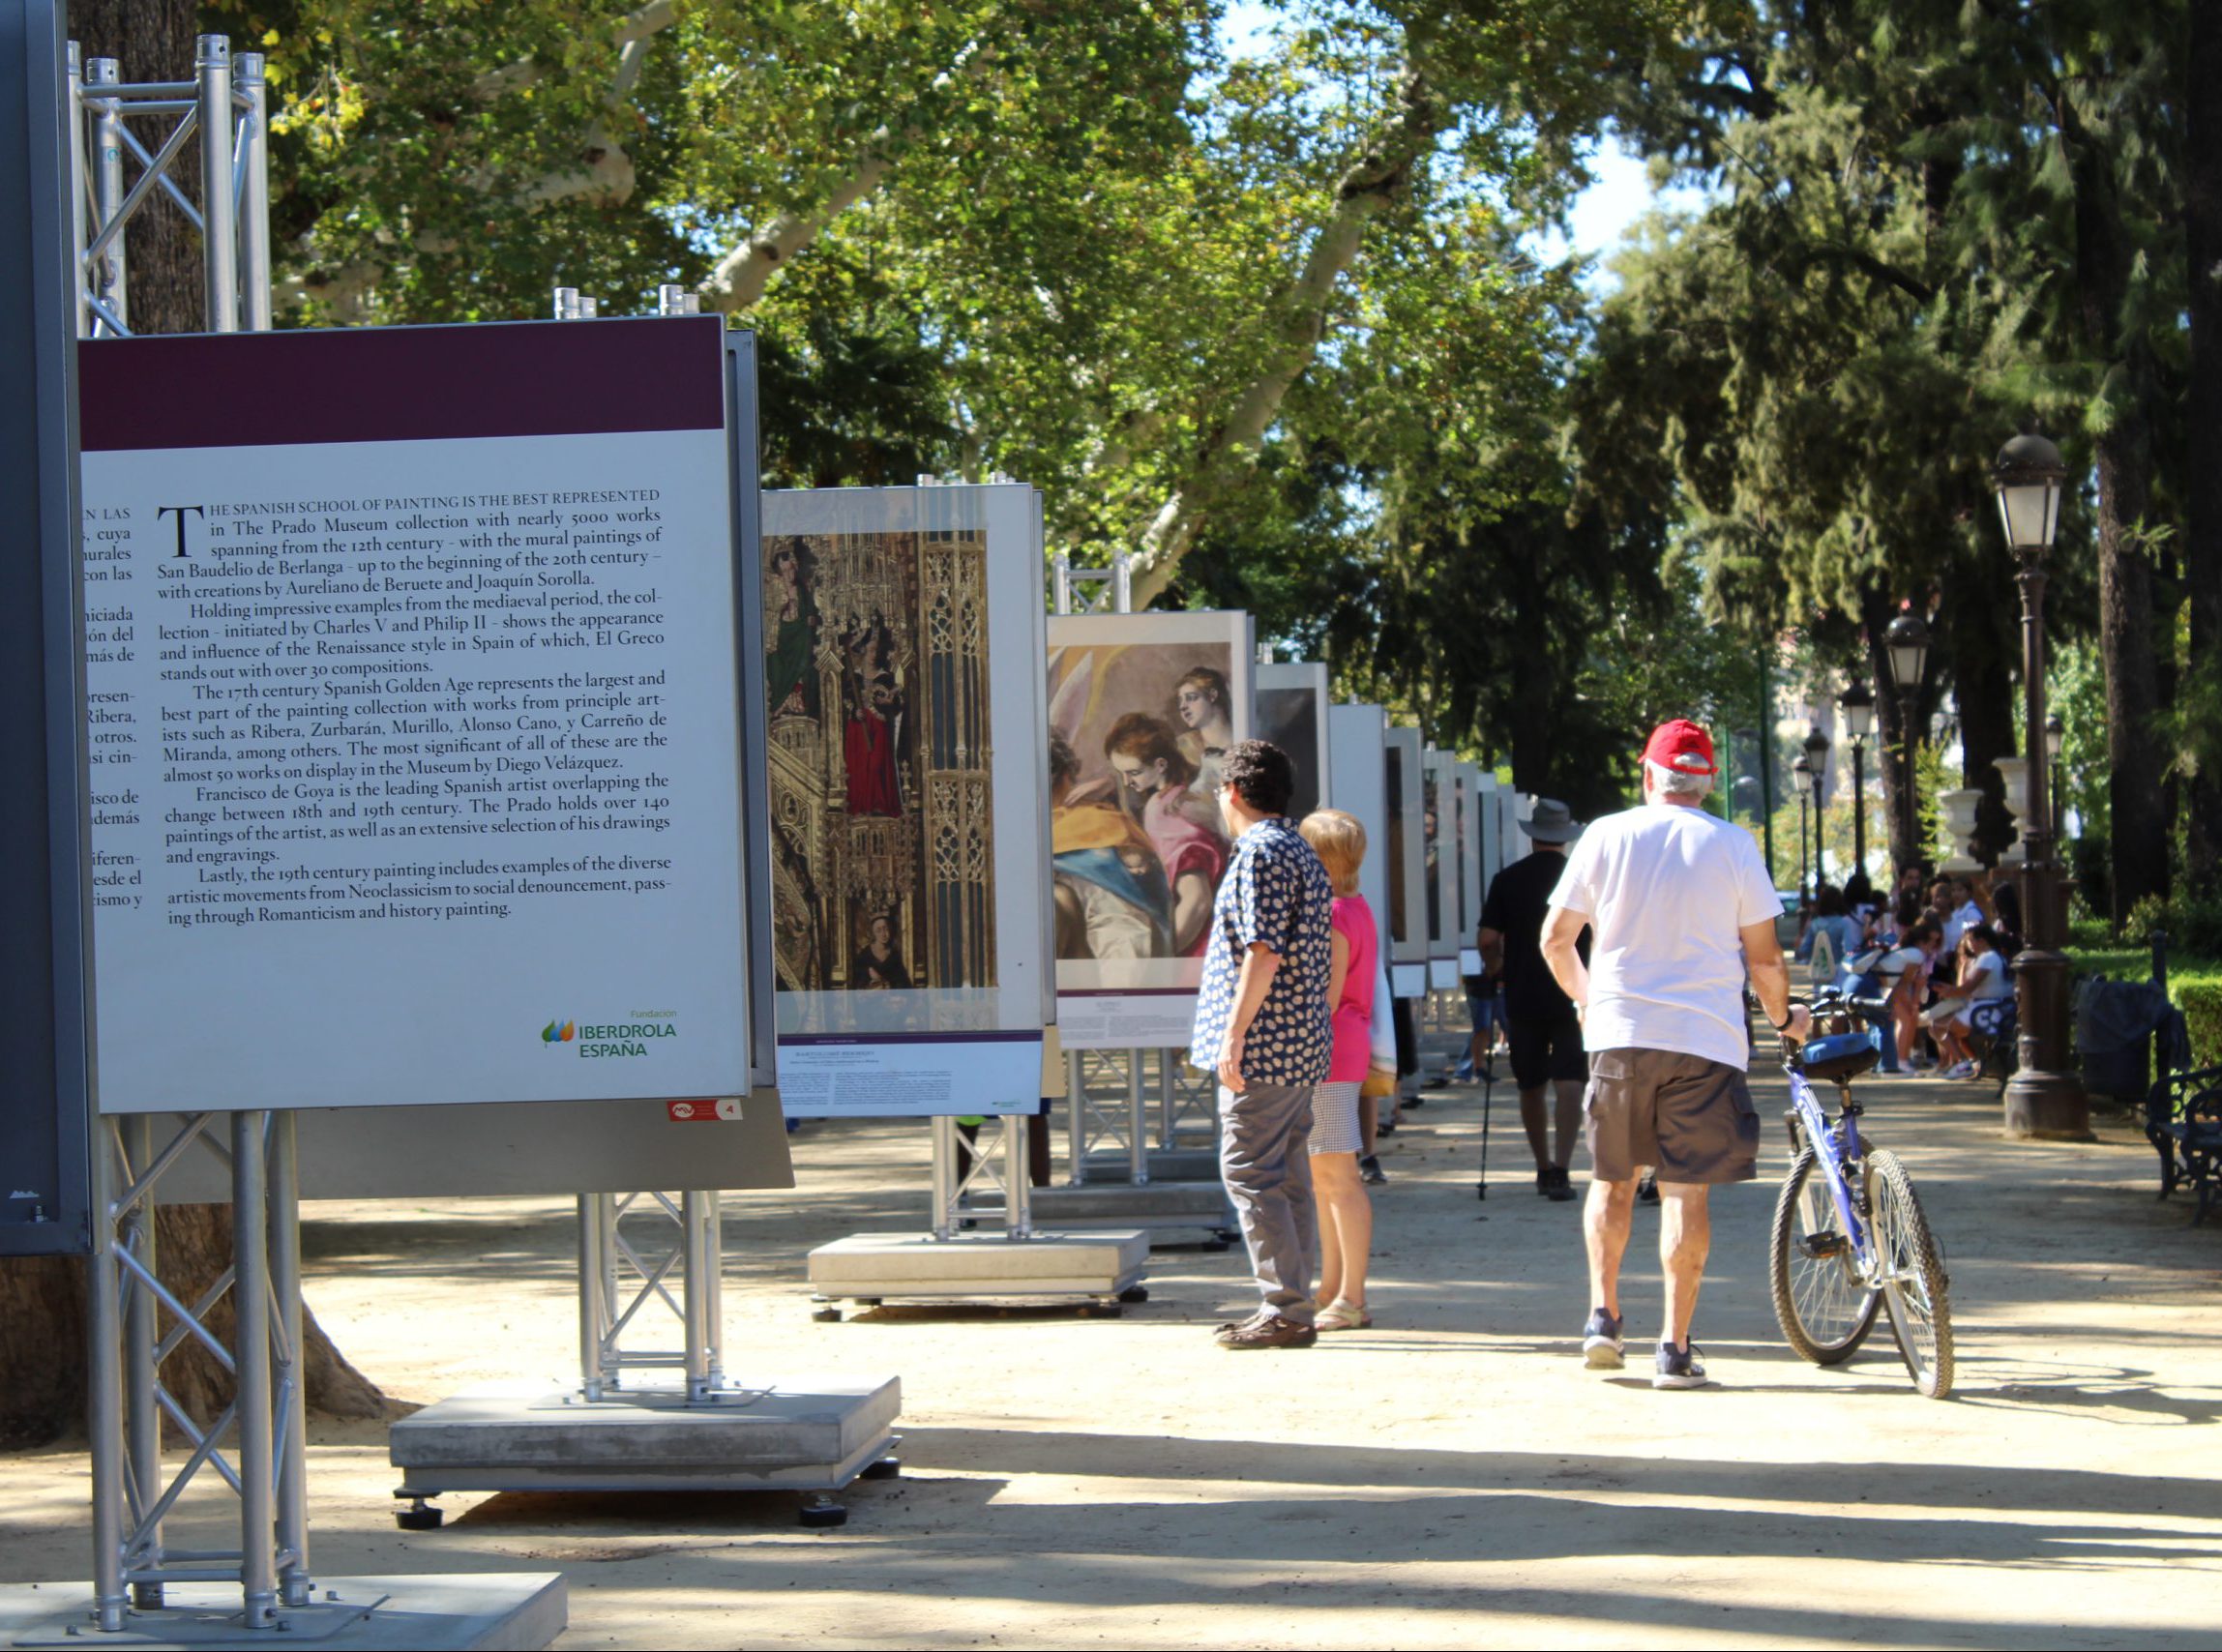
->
<box><xmin>79</xmin><ymin>320</ymin><xmax>751</xmax><ymax>1111</ymax></box>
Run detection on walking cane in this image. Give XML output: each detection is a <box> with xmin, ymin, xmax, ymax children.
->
<box><xmin>1476</xmin><ymin>1045</ymin><xmax>1493</xmax><ymax>1200</ymax></box>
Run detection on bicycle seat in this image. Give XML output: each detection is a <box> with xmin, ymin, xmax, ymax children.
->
<box><xmin>1800</xmin><ymin>1030</ymin><xmax>1879</xmax><ymax>1083</ymax></box>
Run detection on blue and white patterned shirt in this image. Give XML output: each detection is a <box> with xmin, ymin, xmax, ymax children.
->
<box><xmin>1189</xmin><ymin>816</ymin><xmax>1335</xmax><ymax>1086</ymax></box>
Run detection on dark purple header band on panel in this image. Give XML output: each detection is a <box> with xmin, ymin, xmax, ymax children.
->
<box><xmin>80</xmin><ymin>316</ymin><xmax>726</xmax><ymax>452</ymax></box>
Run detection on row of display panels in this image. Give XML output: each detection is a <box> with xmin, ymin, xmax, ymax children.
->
<box><xmin>63</xmin><ymin>318</ymin><xmax>1513</xmax><ymax>1145</ymax></box>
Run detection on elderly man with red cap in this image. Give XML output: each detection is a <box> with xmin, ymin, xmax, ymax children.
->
<box><xmin>1539</xmin><ymin>720</ymin><xmax>1811</xmax><ymax>1389</ymax></box>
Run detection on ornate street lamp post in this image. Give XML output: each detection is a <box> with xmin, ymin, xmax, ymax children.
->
<box><xmin>1883</xmin><ymin>610</ymin><xmax>1931</xmax><ymax>882</ymax></box>
<box><xmin>1993</xmin><ymin>433</ymin><xmax>2087</xmax><ymax>1139</ymax></box>
<box><xmin>1802</xmin><ymin>726</ymin><xmax>1830</xmax><ymax>897</ymax></box>
<box><xmin>1791</xmin><ymin>752</ymin><xmax>1813</xmax><ymax>901</ymax></box>
<box><xmin>1839</xmin><ymin>683</ymin><xmax>1875</xmax><ymax>888</ymax></box>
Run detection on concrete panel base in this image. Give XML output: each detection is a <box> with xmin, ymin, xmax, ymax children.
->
<box><xmin>1028</xmin><ymin>1180</ymin><xmax>1235</xmax><ymax>1244</ymax></box>
<box><xmin>0</xmin><ymin>1574</ymin><xmax>563</xmax><ymax>1651</ymax></box>
<box><xmin>807</xmin><ymin>1230</ymin><xmax>1147</xmax><ymax>1313</ymax></box>
<box><xmin>390</xmin><ymin>1378</ymin><xmax>899</xmax><ymax>1497</ymax></box>
<box><xmin>1081</xmin><ymin>1147</ymin><xmax>1221</xmax><ymax>1182</ymax></box>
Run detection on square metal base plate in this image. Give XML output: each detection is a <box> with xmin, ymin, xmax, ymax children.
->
<box><xmin>0</xmin><ymin>1574</ymin><xmax>563</xmax><ymax>1651</ymax></box>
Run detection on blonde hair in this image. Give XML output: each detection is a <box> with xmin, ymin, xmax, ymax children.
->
<box><xmin>1299</xmin><ymin>808</ymin><xmax>1366</xmax><ymax>896</ymax></box>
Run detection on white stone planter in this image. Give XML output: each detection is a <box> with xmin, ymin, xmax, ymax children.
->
<box><xmin>1938</xmin><ymin>786</ymin><xmax>1985</xmax><ymax>873</ymax></box>
<box><xmin>1994</xmin><ymin>756</ymin><xmax>2029</xmax><ymax>866</ymax></box>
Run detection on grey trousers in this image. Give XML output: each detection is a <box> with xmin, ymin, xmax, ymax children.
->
<box><xmin>1218</xmin><ymin>1082</ymin><xmax>1318</xmax><ymax>1324</ymax></box>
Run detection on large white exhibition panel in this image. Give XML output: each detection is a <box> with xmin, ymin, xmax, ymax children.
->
<box><xmin>1456</xmin><ymin>761</ymin><xmax>1486</xmax><ymax>978</ymax></box>
<box><xmin>78</xmin><ymin>318</ymin><xmax>753</xmax><ymax>1114</ymax></box>
<box><xmin>1255</xmin><ymin>661</ymin><xmax>1331</xmax><ymax>822</ymax></box>
<box><xmin>761</xmin><ymin>484</ymin><xmax>1051</xmax><ymax>1115</ymax></box>
<box><xmin>1422</xmin><ymin>747</ymin><xmax>1460</xmax><ymax>988</ymax></box>
<box><xmin>1383</xmin><ymin>724</ymin><xmax>1428</xmax><ymax>995</ymax></box>
<box><xmin>1327</xmin><ymin>703</ymin><xmax>1391</xmax><ymax>963</ymax></box>
<box><xmin>1048</xmin><ymin>608</ymin><xmax>1255</xmax><ymax>1049</ymax></box>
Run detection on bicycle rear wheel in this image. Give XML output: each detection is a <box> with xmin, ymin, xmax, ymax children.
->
<box><xmin>1768</xmin><ymin>1145</ymin><xmax>1881</xmax><ymax>1365</ymax></box>
<box><xmin>1866</xmin><ymin>1149</ymin><xmax>1954</xmax><ymax>1399</ymax></box>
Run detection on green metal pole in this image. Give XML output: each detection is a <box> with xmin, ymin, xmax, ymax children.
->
<box><xmin>1758</xmin><ymin>657</ymin><xmax>1776</xmax><ymax>883</ymax></box>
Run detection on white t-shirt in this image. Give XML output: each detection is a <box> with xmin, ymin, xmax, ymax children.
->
<box><xmin>1549</xmin><ymin>802</ymin><xmax>1783</xmax><ymax>1070</ymax></box>
<box><xmin>1962</xmin><ymin>947</ymin><xmax>2010</xmax><ymax>1001</ymax></box>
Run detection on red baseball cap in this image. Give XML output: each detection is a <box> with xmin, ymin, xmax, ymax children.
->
<box><xmin>1643</xmin><ymin>718</ymin><xmax>1717</xmax><ymax>778</ymax></box>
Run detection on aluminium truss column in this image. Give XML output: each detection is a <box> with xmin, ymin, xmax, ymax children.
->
<box><xmin>87</xmin><ymin>1121</ymin><xmax>129</xmax><ymax>1633</ymax></box>
<box><xmin>268</xmin><ymin>1111</ymin><xmax>311</xmax><ymax>1608</ymax></box>
<box><xmin>230</xmin><ymin>1112</ymin><xmax>278</xmax><ymax>1630</ymax></box>
<box><xmin>119</xmin><ymin>1117</ymin><xmax>161</xmax><ymax>1611</ymax></box>
<box><xmin>194</xmin><ymin>36</ymin><xmax>235</xmax><ymax>333</ymax></box>
<box><xmin>84</xmin><ymin>54</ymin><xmax>125</xmax><ymax>330</ymax></box>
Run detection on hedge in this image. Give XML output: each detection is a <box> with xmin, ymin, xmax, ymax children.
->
<box><xmin>2177</xmin><ymin>976</ymin><xmax>2222</xmax><ymax>1070</ymax></box>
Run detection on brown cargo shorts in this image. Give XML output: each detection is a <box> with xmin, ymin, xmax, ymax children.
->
<box><xmin>1584</xmin><ymin>1047</ymin><xmax>1761</xmax><ymax>1185</ymax></box>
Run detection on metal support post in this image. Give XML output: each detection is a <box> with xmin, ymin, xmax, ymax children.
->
<box><xmin>269</xmin><ymin>1111</ymin><xmax>311</xmax><ymax>1608</ymax></box>
<box><xmin>236</xmin><ymin>52</ymin><xmax>271</xmax><ymax>330</ymax></box>
<box><xmin>86</xmin><ymin>56</ymin><xmax>126</xmax><ymax>332</ymax></box>
<box><xmin>119</xmin><ymin>1117</ymin><xmax>162</xmax><ymax>1610</ymax></box>
<box><xmin>1064</xmin><ymin>1050</ymin><xmax>1086</xmax><ymax>1186</ymax></box>
<box><xmin>88</xmin><ymin>1125</ymin><xmax>128</xmax><ymax>1634</ymax></box>
<box><xmin>1126</xmin><ymin>1055</ymin><xmax>1148</xmax><ymax>1186</ymax></box>
<box><xmin>230</xmin><ymin>1112</ymin><xmax>277</xmax><ymax>1630</ymax></box>
<box><xmin>577</xmin><ymin>1195</ymin><xmax>607</xmax><ymax>1400</ymax></box>
<box><xmin>680</xmin><ymin>1191</ymin><xmax>720</xmax><ymax>1400</ymax></box>
<box><xmin>1002</xmin><ymin>1114</ymin><xmax>1033</xmax><ymax>1240</ymax></box>
<box><xmin>1157</xmin><ymin>1049</ymin><xmax>1176</xmax><ymax>1150</ymax></box>
<box><xmin>194</xmin><ymin>36</ymin><xmax>235</xmax><ymax>333</ymax></box>
<box><xmin>930</xmin><ymin>1115</ymin><xmax>958</xmax><ymax>1242</ymax></box>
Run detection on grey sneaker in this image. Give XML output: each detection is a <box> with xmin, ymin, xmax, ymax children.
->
<box><xmin>1654</xmin><ymin>1341</ymin><xmax>1708</xmax><ymax>1389</ymax></box>
<box><xmin>1359</xmin><ymin>1155</ymin><xmax>1388</xmax><ymax>1186</ymax></box>
<box><xmin>1582</xmin><ymin>1308</ymin><xmax>1624</xmax><ymax>1370</ymax></box>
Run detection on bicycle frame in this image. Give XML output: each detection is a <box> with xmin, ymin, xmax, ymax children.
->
<box><xmin>1786</xmin><ymin>1063</ymin><xmax>1871</xmax><ymax>1262</ymax></box>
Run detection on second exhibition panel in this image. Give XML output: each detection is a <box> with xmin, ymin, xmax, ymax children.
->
<box><xmin>763</xmin><ymin>484</ymin><xmax>1052</xmax><ymax>1115</ymax></box>
<box><xmin>1382</xmin><ymin>723</ymin><xmax>1428</xmax><ymax>997</ymax></box>
<box><xmin>1048</xmin><ymin>608</ymin><xmax>1256</xmax><ymax>1048</ymax></box>
<box><xmin>1254</xmin><ymin>661</ymin><xmax>1332</xmax><ymax>821</ymax></box>
<box><xmin>1327</xmin><ymin>703</ymin><xmax>1392</xmax><ymax>964</ymax></box>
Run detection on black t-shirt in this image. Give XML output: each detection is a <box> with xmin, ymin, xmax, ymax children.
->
<box><xmin>1479</xmin><ymin>849</ymin><xmax>1585</xmax><ymax>1021</ymax></box>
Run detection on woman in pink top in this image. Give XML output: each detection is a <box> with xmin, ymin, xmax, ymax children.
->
<box><xmin>1298</xmin><ymin>809</ymin><xmax>1378</xmax><ymax>1330</ymax></box>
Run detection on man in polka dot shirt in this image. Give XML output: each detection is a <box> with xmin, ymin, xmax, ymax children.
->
<box><xmin>1190</xmin><ymin>740</ymin><xmax>1335</xmax><ymax>1349</ymax></box>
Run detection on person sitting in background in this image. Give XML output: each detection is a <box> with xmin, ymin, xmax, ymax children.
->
<box><xmin>1795</xmin><ymin>884</ymin><xmax>1863</xmax><ymax>993</ymax></box>
<box><xmin>1877</xmin><ymin>918</ymin><xmax>1945</xmax><ymax>1071</ymax></box>
<box><xmin>1925</xmin><ymin>925</ymin><xmax>2013</xmax><ymax>1079</ymax></box>
<box><xmin>1297</xmin><ymin>808</ymin><xmax>1378</xmax><ymax>1330</ymax></box>
<box><xmin>1992</xmin><ymin>881</ymin><xmax>2027</xmax><ymax>959</ymax></box>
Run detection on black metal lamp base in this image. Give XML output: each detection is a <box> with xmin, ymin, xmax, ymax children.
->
<box><xmin>2003</xmin><ymin>1067</ymin><xmax>2091</xmax><ymax>1141</ymax></box>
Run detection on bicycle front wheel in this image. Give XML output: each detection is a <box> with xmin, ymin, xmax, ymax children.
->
<box><xmin>1769</xmin><ymin>1145</ymin><xmax>1881</xmax><ymax>1365</ymax></box>
<box><xmin>1867</xmin><ymin>1149</ymin><xmax>1954</xmax><ymax>1399</ymax></box>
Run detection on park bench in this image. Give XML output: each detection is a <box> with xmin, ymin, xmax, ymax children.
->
<box><xmin>2146</xmin><ymin>1064</ymin><xmax>2222</xmax><ymax>1226</ymax></box>
<box><xmin>1969</xmin><ymin>995</ymin><xmax>2018</xmax><ymax>1086</ymax></box>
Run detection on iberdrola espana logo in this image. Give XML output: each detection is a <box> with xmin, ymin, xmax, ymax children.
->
<box><xmin>542</xmin><ymin>1019</ymin><xmax>576</xmax><ymax>1045</ymax></box>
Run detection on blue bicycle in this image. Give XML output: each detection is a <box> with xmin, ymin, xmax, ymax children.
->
<box><xmin>1768</xmin><ymin>992</ymin><xmax>1954</xmax><ymax>1399</ymax></box>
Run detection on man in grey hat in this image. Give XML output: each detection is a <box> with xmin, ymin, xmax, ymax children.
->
<box><xmin>1478</xmin><ymin>799</ymin><xmax>1586</xmax><ymax>1202</ymax></box>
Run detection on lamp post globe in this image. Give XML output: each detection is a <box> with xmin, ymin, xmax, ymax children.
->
<box><xmin>1991</xmin><ymin>431</ymin><xmax>2084</xmax><ymax>1140</ymax></box>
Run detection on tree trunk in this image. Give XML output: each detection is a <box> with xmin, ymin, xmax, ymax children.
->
<box><xmin>1941</xmin><ymin>567</ymin><xmax>2018</xmax><ymax>865</ymax></box>
<box><xmin>0</xmin><ymin>0</ymin><xmax>389</xmax><ymax>1446</ymax></box>
<box><xmin>2186</xmin><ymin>0</ymin><xmax>2222</xmax><ymax>893</ymax></box>
<box><xmin>2091</xmin><ymin>418</ymin><xmax>2169</xmax><ymax>921</ymax></box>
<box><xmin>73</xmin><ymin>0</ymin><xmax>201</xmax><ymax>333</ymax></box>
<box><xmin>2063</xmin><ymin>87</ymin><xmax>2172</xmax><ymax>921</ymax></box>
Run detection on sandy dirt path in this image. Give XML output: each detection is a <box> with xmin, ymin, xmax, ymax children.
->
<box><xmin>6</xmin><ymin>1039</ymin><xmax>2219</xmax><ymax>1648</ymax></box>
